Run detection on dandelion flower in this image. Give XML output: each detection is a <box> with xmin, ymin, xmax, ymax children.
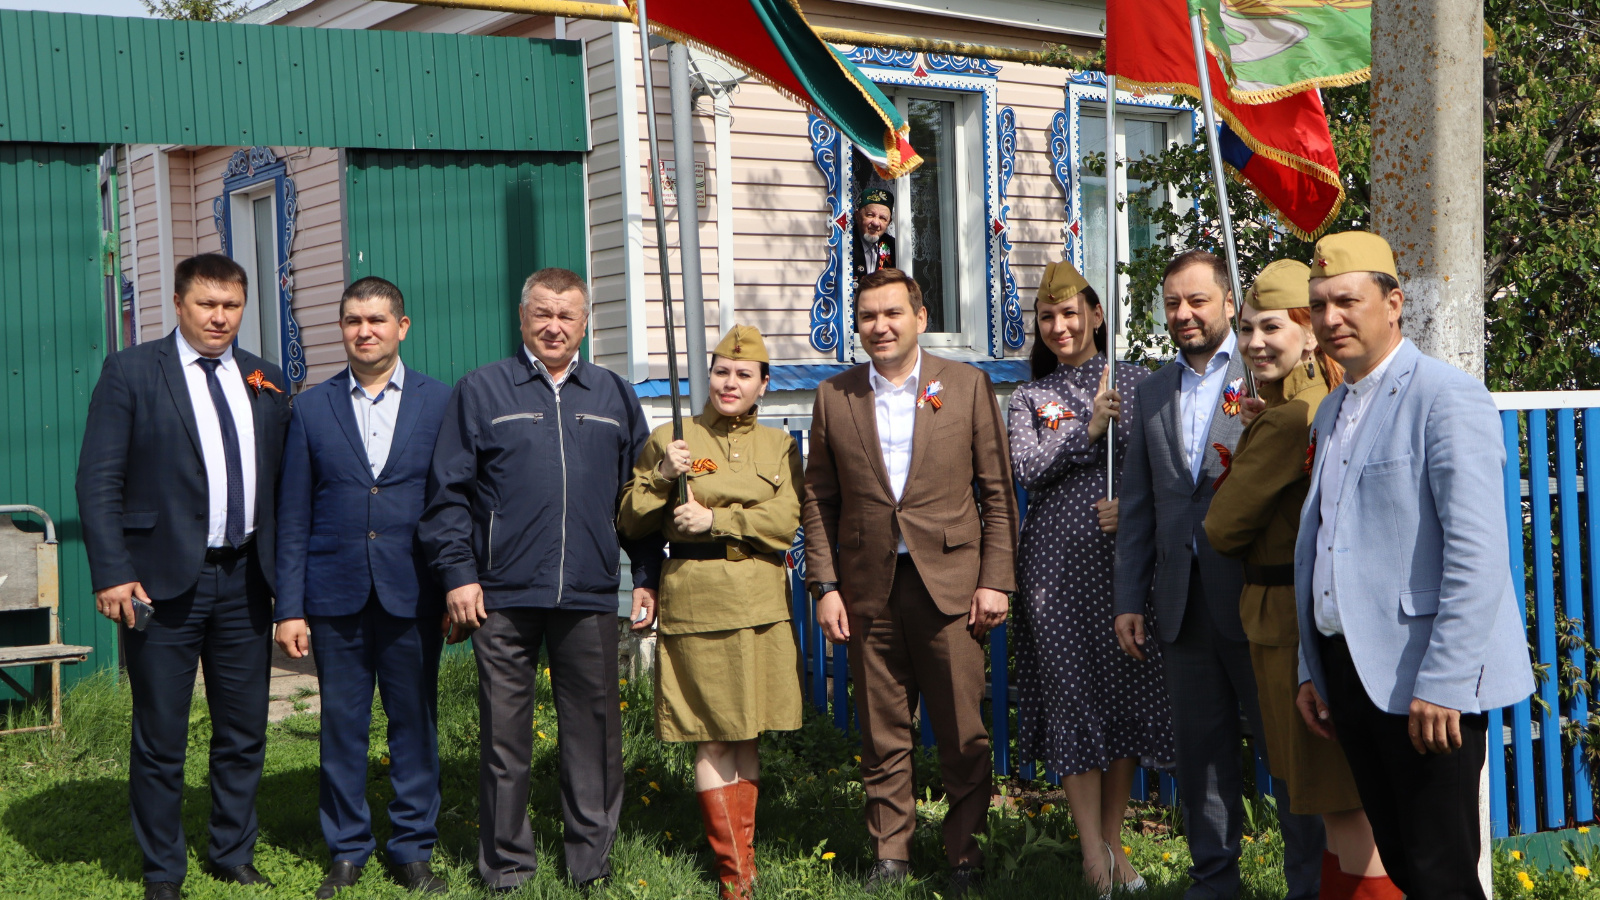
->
<box><xmin>1584</xmin><ymin>827</ymin><xmax>1593</xmax><ymax>834</ymax></box>
<box><xmin>537</xmin><ymin>731</ymin><xmax>547</xmax><ymax>739</ymax></box>
<box><xmin>1162</xmin><ymin>852</ymin><xmax>1172</xmax><ymax>862</ymax></box>
<box><xmin>854</xmin><ymin>755</ymin><xmax>862</xmax><ymax>763</ymax></box>
<box><xmin>1241</xmin><ymin>835</ymin><xmax>1254</xmax><ymax>844</ymax></box>
<box><xmin>641</xmin><ymin>796</ymin><xmax>651</xmax><ymax>806</ymax></box>
<box><xmin>637</xmin><ymin>879</ymin><xmax>648</xmax><ymax>887</ymax></box>
<box><xmin>620</xmin><ymin>678</ymin><xmax>628</xmax><ymax>686</ymax></box>
<box><xmin>544</xmin><ymin>667</ymin><xmax>551</xmax><ymax>677</ymax></box>
<box><xmin>620</xmin><ymin>701</ymin><xmax>629</xmax><ymax>710</ymax></box>
<box><xmin>1026</xmin><ymin>810</ymin><xmax>1036</xmax><ymax>818</ymax></box>
<box><xmin>1518</xmin><ymin>871</ymin><xmax>1535</xmax><ymax>891</ymax></box>
<box><xmin>379</xmin><ymin>755</ymin><xmax>391</xmax><ymax>765</ymax></box>
<box><xmin>1123</xmin><ymin>846</ymin><xmax>1132</xmax><ymax>856</ymax></box>
<box><xmin>822</xmin><ymin>852</ymin><xmax>836</xmax><ymax>861</ymax></box>
<box><xmin>666</xmin><ymin>831</ymin><xmax>673</xmax><ymax>840</ymax></box>
<box><xmin>650</xmin><ymin>781</ymin><xmax>661</xmax><ymax>791</ymax></box>
<box><xmin>1256</xmin><ymin>856</ymin><xmax>1265</xmax><ymax>864</ymax></box>
<box><xmin>1040</xmin><ymin>803</ymin><xmax>1055</xmax><ymax>815</ymax></box>
<box><xmin>1577</xmin><ymin>865</ymin><xmax>1591</xmax><ymax>879</ymax></box>
<box><xmin>1511</xmin><ymin>850</ymin><xmax>1524</xmax><ymax>861</ymax></box>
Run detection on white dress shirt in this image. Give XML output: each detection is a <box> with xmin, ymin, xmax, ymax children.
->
<box><xmin>174</xmin><ymin>330</ymin><xmax>258</xmax><ymax>548</ymax></box>
<box><xmin>1178</xmin><ymin>330</ymin><xmax>1237</xmax><ymax>484</ymax></box>
<box><xmin>861</xmin><ymin>237</ymin><xmax>881</xmax><ymax>274</ymax></box>
<box><xmin>523</xmin><ymin>345</ymin><xmax>576</xmax><ymax>393</ymax></box>
<box><xmin>350</xmin><ymin>360</ymin><xmax>405</xmax><ymax>478</ymax></box>
<box><xmin>1313</xmin><ymin>341</ymin><xmax>1403</xmax><ymax>636</ymax></box>
<box><xmin>869</xmin><ymin>349</ymin><xmax>921</xmax><ymax>554</ymax></box>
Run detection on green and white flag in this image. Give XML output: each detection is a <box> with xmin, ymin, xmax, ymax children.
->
<box><xmin>1190</xmin><ymin>0</ymin><xmax>1372</xmax><ymax>104</ymax></box>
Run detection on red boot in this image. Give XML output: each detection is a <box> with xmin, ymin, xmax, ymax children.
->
<box><xmin>735</xmin><ymin>779</ymin><xmax>760</xmax><ymax>888</ymax></box>
<box><xmin>699</xmin><ymin>785</ymin><xmax>752</xmax><ymax>900</ymax></box>
<box><xmin>1347</xmin><ymin>873</ymin><xmax>1404</xmax><ymax>900</ymax></box>
<box><xmin>1320</xmin><ymin>851</ymin><xmax>1356</xmax><ymax>899</ymax></box>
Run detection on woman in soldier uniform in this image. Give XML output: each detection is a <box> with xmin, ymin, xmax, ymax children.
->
<box><xmin>619</xmin><ymin>325</ymin><xmax>803</xmax><ymax>900</ymax></box>
<box><xmin>1203</xmin><ymin>262</ymin><xmax>1396</xmax><ymax>899</ymax></box>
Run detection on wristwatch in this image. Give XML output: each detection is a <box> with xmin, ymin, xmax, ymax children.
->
<box><xmin>809</xmin><ymin>581</ymin><xmax>840</xmax><ymax>602</ymax></box>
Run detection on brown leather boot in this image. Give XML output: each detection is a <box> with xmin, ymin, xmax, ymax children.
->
<box><xmin>698</xmin><ymin>785</ymin><xmax>751</xmax><ymax>900</ymax></box>
<box><xmin>735</xmin><ymin>779</ymin><xmax>760</xmax><ymax>887</ymax></box>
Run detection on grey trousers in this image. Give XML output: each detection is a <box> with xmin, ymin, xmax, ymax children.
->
<box><xmin>1159</xmin><ymin>565</ymin><xmax>1325</xmax><ymax>900</ymax></box>
<box><xmin>473</xmin><ymin>607</ymin><xmax>622</xmax><ymax>889</ymax></box>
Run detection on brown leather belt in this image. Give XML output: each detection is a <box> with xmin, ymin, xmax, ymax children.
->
<box><xmin>1242</xmin><ymin>562</ymin><xmax>1295</xmax><ymax>586</ymax></box>
<box><xmin>669</xmin><ymin>542</ymin><xmax>782</xmax><ymax>565</ymax></box>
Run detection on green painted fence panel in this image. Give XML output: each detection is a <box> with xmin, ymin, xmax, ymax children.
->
<box><xmin>345</xmin><ymin>149</ymin><xmax>586</xmax><ymax>386</ymax></box>
<box><xmin>0</xmin><ymin>143</ymin><xmax>120</xmax><ymax>697</ymax></box>
<box><xmin>0</xmin><ymin>10</ymin><xmax>586</xmax><ymax>152</ymax></box>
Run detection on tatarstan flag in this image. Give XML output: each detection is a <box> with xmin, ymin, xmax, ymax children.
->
<box><xmin>1106</xmin><ymin>0</ymin><xmax>1346</xmax><ymax>239</ymax></box>
<box><xmin>627</xmin><ymin>0</ymin><xmax>921</xmax><ymax>178</ymax></box>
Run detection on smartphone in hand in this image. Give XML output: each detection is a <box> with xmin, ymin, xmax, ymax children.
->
<box><xmin>130</xmin><ymin>597</ymin><xmax>155</xmax><ymax>631</ymax></box>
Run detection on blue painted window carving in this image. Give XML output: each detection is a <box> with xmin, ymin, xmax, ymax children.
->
<box><xmin>213</xmin><ymin>146</ymin><xmax>305</xmax><ymax>385</ymax></box>
<box><xmin>809</xmin><ymin>52</ymin><xmax>1021</xmax><ymax>361</ymax></box>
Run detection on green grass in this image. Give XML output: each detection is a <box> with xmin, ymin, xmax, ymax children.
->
<box><xmin>0</xmin><ymin>655</ymin><xmax>1578</xmax><ymax>899</ymax></box>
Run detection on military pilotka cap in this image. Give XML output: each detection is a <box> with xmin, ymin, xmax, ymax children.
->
<box><xmin>1246</xmin><ymin>260</ymin><xmax>1312</xmax><ymax>310</ymax></box>
<box><xmin>712</xmin><ymin>324</ymin><xmax>769</xmax><ymax>364</ymax></box>
<box><xmin>1309</xmin><ymin>231</ymin><xmax>1399</xmax><ymax>279</ymax></box>
<box><xmin>859</xmin><ymin>188</ymin><xmax>894</xmax><ymax>210</ymax></box>
<box><xmin>1036</xmin><ymin>259</ymin><xmax>1090</xmax><ymax>304</ymax></box>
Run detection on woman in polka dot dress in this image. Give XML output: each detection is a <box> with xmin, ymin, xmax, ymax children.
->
<box><xmin>1008</xmin><ymin>260</ymin><xmax>1176</xmax><ymax>896</ymax></box>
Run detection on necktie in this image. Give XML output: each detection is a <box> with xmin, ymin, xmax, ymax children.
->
<box><xmin>196</xmin><ymin>357</ymin><xmax>246</xmax><ymax>548</ymax></box>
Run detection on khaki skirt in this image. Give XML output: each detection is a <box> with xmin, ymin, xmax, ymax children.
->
<box><xmin>1250</xmin><ymin>640</ymin><xmax>1363</xmax><ymax>815</ymax></box>
<box><xmin>655</xmin><ymin>620</ymin><xmax>804</xmax><ymax>743</ymax></box>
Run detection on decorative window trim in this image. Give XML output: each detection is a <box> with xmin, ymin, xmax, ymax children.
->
<box><xmin>808</xmin><ymin>56</ymin><xmax>1017</xmax><ymax>361</ymax></box>
<box><xmin>1050</xmin><ymin>73</ymin><xmax>1200</xmax><ymax>274</ymax></box>
<box><xmin>213</xmin><ymin>146</ymin><xmax>304</xmax><ymax>384</ymax></box>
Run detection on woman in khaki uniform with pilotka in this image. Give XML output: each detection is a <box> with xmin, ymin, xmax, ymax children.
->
<box><xmin>619</xmin><ymin>325</ymin><xmax>803</xmax><ymax>900</ymax></box>
<box><xmin>1203</xmin><ymin>261</ymin><xmax>1398</xmax><ymax>900</ymax></box>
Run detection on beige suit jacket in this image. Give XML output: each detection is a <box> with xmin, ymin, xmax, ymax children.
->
<box><xmin>802</xmin><ymin>351</ymin><xmax>1018</xmax><ymax>618</ymax></box>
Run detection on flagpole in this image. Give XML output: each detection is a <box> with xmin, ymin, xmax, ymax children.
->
<box><xmin>1188</xmin><ymin>12</ymin><xmax>1256</xmax><ymax>397</ymax></box>
<box><xmin>634</xmin><ymin>0</ymin><xmax>689</xmax><ymax>495</ymax></box>
<box><xmin>1103</xmin><ymin>74</ymin><xmax>1118</xmax><ymax>501</ymax></box>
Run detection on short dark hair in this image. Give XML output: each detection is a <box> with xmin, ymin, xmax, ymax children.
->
<box><xmin>1163</xmin><ymin>249</ymin><xmax>1230</xmax><ymax>295</ymax></box>
<box><xmin>174</xmin><ymin>253</ymin><xmax>248</xmax><ymax>300</ymax></box>
<box><xmin>521</xmin><ymin>267</ymin><xmax>591</xmax><ymax>315</ymax></box>
<box><xmin>341</xmin><ymin>276</ymin><xmax>405</xmax><ymax>320</ymax></box>
<box><xmin>1369</xmin><ymin>271</ymin><xmax>1400</xmax><ymax>295</ymax></box>
<box><xmin>856</xmin><ymin>267</ymin><xmax>924</xmax><ymax>314</ymax></box>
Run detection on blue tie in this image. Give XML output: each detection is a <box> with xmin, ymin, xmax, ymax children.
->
<box><xmin>196</xmin><ymin>357</ymin><xmax>246</xmax><ymax>548</ymax></box>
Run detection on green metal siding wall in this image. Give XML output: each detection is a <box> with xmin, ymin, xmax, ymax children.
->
<box><xmin>0</xmin><ymin>143</ymin><xmax>118</xmax><ymax>694</ymax></box>
<box><xmin>0</xmin><ymin>11</ymin><xmax>586</xmax><ymax>152</ymax></box>
<box><xmin>346</xmin><ymin>150</ymin><xmax>587</xmax><ymax>384</ymax></box>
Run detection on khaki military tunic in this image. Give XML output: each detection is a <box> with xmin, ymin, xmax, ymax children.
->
<box><xmin>1204</xmin><ymin>361</ymin><xmax>1361</xmax><ymax>815</ymax></box>
<box><xmin>619</xmin><ymin>405</ymin><xmax>804</xmax><ymax>742</ymax></box>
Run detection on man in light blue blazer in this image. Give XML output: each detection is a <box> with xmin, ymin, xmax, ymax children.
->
<box><xmin>1294</xmin><ymin>232</ymin><xmax>1534</xmax><ymax>900</ymax></box>
<box><xmin>276</xmin><ymin>277</ymin><xmax>454</xmax><ymax>899</ymax></box>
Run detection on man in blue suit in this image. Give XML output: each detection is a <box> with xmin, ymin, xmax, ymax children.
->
<box><xmin>275</xmin><ymin>277</ymin><xmax>453</xmax><ymax>898</ymax></box>
<box><xmin>77</xmin><ymin>253</ymin><xmax>291</xmax><ymax>900</ymax></box>
<box><xmin>1294</xmin><ymin>232</ymin><xmax>1535</xmax><ymax>899</ymax></box>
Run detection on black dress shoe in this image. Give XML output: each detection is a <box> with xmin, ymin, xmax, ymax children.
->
<box><xmin>316</xmin><ymin>860</ymin><xmax>363</xmax><ymax>899</ymax></box>
<box><xmin>144</xmin><ymin>883</ymin><xmax>182</xmax><ymax>900</ymax></box>
<box><xmin>396</xmin><ymin>860</ymin><xmax>448</xmax><ymax>894</ymax></box>
<box><xmin>948</xmin><ymin>865</ymin><xmax>983</xmax><ymax>899</ymax></box>
<box><xmin>206</xmin><ymin>862</ymin><xmax>274</xmax><ymax>887</ymax></box>
<box><xmin>865</xmin><ymin>858</ymin><xmax>911</xmax><ymax>894</ymax></box>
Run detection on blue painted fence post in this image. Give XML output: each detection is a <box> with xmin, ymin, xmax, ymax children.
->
<box><xmin>1502</xmin><ymin>409</ymin><xmax>1537</xmax><ymax>836</ymax></box>
<box><xmin>1530</xmin><ymin>410</ymin><xmax>1565</xmax><ymax>829</ymax></box>
<box><xmin>1557</xmin><ymin>409</ymin><xmax>1592</xmax><ymax>824</ymax></box>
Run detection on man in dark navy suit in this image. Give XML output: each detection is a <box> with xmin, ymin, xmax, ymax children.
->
<box><xmin>274</xmin><ymin>277</ymin><xmax>453</xmax><ymax>899</ymax></box>
<box><xmin>76</xmin><ymin>253</ymin><xmax>292</xmax><ymax>900</ymax></box>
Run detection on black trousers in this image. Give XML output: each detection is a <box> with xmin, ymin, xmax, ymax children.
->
<box><xmin>472</xmin><ymin>607</ymin><xmax>621</xmax><ymax>889</ymax></box>
<box><xmin>123</xmin><ymin>549</ymin><xmax>273</xmax><ymax>884</ymax></box>
<box><xmin>1320</xmin><ymin>635</ymin><xmax>1488</xmax><ymax>900</ymax></box>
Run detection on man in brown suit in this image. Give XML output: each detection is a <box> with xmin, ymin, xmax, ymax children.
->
<box><xmin>802</xmin><ymin>268</ymin><xmax>1018</xmax><ymax>898</ymax></box>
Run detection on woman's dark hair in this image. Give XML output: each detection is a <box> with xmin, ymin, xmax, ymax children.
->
<box><xmin>1029</xmin><ymin>285</ymin><xmax>1107</xmax><ymax>380</ymax></box>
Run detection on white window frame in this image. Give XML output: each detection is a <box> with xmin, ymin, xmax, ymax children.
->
<box><xmin>229</xmin><ymin>184</ymin><xmax>283</xmax><ymax>365</ymax></box>
<box><xmin>1055</xmin><ymin>76</ymin><xmax>1199</xmax><ymax>343</ymax></box>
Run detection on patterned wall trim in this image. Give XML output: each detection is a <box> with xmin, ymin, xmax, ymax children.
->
<box><xmin>213</xmin><ymin>146</ymin><xmax>305</xmax><ymax>383</ymax></box>
<box><xmin>842</xmin><ymin>46</ymin><xmax>917</xmax><ymax>70</ymax></box>
<box><xmin>925</xmin><ymin>53</ymin><xmax>1002</xmax><ymax>77</ymax></box>
<box><xmin>808</xmin><ymin>113</ymin><xmax>848</xmax><ymax>358</ymax></box>
<box><xmin>996</xmin><ymin>105</ymin><xmax>1023</xmax><ymax>350</ymax></box>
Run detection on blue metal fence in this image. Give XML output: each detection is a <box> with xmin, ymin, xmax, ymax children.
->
<box><xmin>781</xmin><ymin>393</ymin><xmax>1600</xmax><ymax>835</ymax></box>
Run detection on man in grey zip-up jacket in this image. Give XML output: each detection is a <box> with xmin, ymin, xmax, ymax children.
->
<box><xmin>419</xmin><ymin>268</ymin><xmax>662</xmax><ymax>893</ymax></box>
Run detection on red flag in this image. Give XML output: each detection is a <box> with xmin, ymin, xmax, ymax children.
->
<box><xmin>1105</xmin><ymin>0</ymin><xmax>1345</xmax><ymax>239</ymax></box>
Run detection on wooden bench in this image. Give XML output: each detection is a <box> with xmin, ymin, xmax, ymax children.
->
<box><xmin>0</xmin><ymin>505</ymin><xmax>93</xmax><ymax>736</ymax></box>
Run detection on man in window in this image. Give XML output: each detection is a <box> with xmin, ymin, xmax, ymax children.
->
<box><xmin>419</xmin><ymin>268</ymin><xmax>663</xmax><ymax>893</ymax></box>
<box><xmin>851</xmin><ymin>188</ymin><xmax>897</xmax><ymax>286</ymax></box>
<box><xmin>274</xmin><ymin>276</ymin><xmax>453</xmax><ymax>898</ymax></box>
